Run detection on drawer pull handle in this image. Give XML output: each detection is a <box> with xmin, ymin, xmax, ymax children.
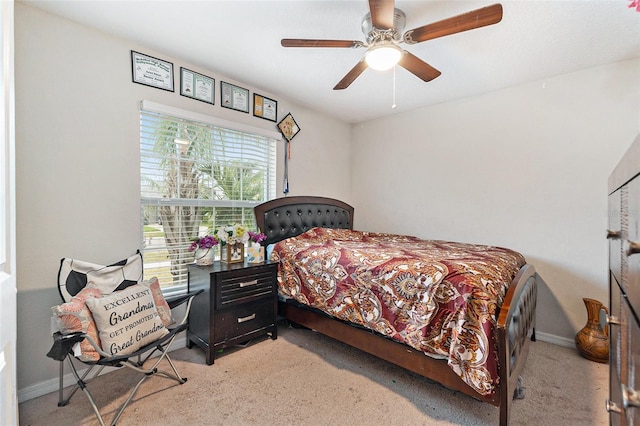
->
<box><xmin>623</xmin><ymin>385</ymin><xmax>640</xmax><ymax>409</ymax></box>
<box><xmin>626</xmin><ymin>240</ymin><xmax>640</xmax><ymax>256</ymax></box>
<box><xmin>606</xmin><ymin>400</ymin><xmax>622</xmax><ymax>414</ymax></box>
<box><xmin>237</xmin><ymin>313</ymin><xmax>256</xmax><ymax>323</ymax></box>
<box><xmin>599</xmin><ymin>307</ymin><xmax>610</xmax><ymax>335</ymax></box>
<box><xmin>607</xmin><ymin>230</ymin><xmax>622</xmax><ymax>240</ymax></box>
<box><xmin>239</xmin><ymin>279</ymin><xmax>258</xmax><ymax>288</ymax></box>
<box><xmin>606</xmin><ymin>315</ymin><xmax>622</xmax><ymax>326</ymax></box>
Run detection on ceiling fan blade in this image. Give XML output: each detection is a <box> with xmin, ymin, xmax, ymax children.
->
<box><xmin>281</xmin><ymin>39</ymin><xmax>362</xmax><ymax>48</ymax></box>
<box><xmin>403</xmin><ymin>3</ymin><xmax>503</xmax><ymax>44</ymax></box>
<box><xmin>333</xmin><ymin>60</ymin><xmax>368</xmax><ymax>90</ymax></box>
<box><xmin>369</xmin><ymin>0</ymin><xmax>395</xmax><ymax>30</ymax></box>
<box><xmin>398</xmin><ymin>52</ymin><xmax>441</xmax><ymax>82</ymax></box>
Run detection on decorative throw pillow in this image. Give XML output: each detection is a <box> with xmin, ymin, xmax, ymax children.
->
<box><xmin>85</xmin><ymin>283</ymin><xmax>168</xmax><ymax>357</ymax></box>
<box><xmin>143</xmin><ymin>277</ymin><xmax>174</xmax><ymax>327</ymax></box>
<box><xmin>51</xmin><ymin>284</ymin><xmax>103</xmax><ymax>362</ymax></box>
<box><xmin>58</xmin><ymin>252</ymin><xmax>143</xmax><ymax>302</ymax></box>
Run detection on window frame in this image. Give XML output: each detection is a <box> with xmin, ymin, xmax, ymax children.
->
<box><xmin>140</xmin><ymin>101</ymin><xmax>278</xmax><ymax>296</ymax></box>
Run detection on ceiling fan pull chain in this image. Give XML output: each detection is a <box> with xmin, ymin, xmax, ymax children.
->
<box><xmin>392</xmin><ymin>66</ymin><xmax>397</xmax><ymax>109</ymax></box>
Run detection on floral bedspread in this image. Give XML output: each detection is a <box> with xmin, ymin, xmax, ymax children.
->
<box><xmin>270</xmin><ymin>227</ymin><xmax>526</xmax><ymax>396</ymax></box>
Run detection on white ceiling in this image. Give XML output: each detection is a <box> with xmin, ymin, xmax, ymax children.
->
<box><xmin>23</xmin><ymin>0</ymin><xmax>640</xmax><ymax>124</ymax></box>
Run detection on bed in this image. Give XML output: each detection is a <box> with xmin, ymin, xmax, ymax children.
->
<box><xmin>254</xmin><ymin>196</ymin><xmax>537</xmax><ymax>425</ymax></box>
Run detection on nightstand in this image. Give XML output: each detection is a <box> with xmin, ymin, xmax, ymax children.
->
<box><xmin>186</xmin><ymin>259</ymin><xmax>278</xmax><ymax>365</ymax></box>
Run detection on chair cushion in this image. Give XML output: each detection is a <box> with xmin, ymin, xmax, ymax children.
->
<box><xmin>145</xmin><ymin>277</ymin><xmax>174</xmax><ymax>327</ymax></box>
<box><xmin>58</xmin><ymin>252</ymin><xmax>143</xmax><ymax>302</ymax></box>
<box><xmin>51</xmin><ymin>284</ymin><xmax>103</xmax><ymax>362</ymax></box>
<box><xmin>85</xmin><ymin>283</ymin><xmax>168</xmax><ymax>357</ymax></box>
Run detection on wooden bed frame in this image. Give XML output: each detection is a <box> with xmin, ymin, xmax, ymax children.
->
<box><xmin>254</xmin><ymin>196</ymin><xmax>537</xmax><ymax>425</ymax></box>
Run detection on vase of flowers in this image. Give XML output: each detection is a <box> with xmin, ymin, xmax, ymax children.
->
<box><xmin>216</xmin><ymin>224</ymin><xmax>249</xmax><ymax>263</ymax></box>
<box><xmin>189</xmin><ymin>235</ymin><xmax>218</xmax><ymax>266</ymax></box>
<box><xmin>247</xmin><ymin>231</ymin><xmax>267</xmax><ymax>264</ymax></box>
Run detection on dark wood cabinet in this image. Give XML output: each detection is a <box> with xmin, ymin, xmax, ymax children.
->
<box><xmin>608</xmin><ymin>133</ymin><xmax>640</xmax><ymax>424</ymax></box>
<box><xmin>187</xmin><ymin>260</ymin><xmax>278</xmax><ymax>365</ymax></box>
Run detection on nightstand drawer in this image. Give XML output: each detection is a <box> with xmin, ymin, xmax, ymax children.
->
<box><xmin>214</xmin><ymin>300</ymin><xmax>275</xmax><ymax>342</ymax></box>
<box><xmin>216</xmin><ymin>270</ymin><xmax>275</xmax><ymax>308</ymax></box>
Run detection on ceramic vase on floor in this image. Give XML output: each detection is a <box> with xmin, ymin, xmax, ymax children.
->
<box><xmin>575</xmin><ymin>297</ymin><xmax>609</xmax><ymax>363</ymax></box>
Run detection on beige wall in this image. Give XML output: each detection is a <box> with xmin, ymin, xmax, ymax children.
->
<box><xmin>351</xmin><ymin>58</ymin><xmax>640</xmax><ymax>342</ymax></box>
<box><xmin>14</xmin><ymin>3</ymin><xmax>351</xmax><ymax>396</ymax></box>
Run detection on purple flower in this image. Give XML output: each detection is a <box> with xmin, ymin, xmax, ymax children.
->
<box><xmin>248</xmin><ymin>231</ymin><xmax>267</xmax><ymax>244</ymax></box>
<box><xmin>189</xmin><ymin>235</ymin><xmax>219</xmax><ymax>251</ymax></box>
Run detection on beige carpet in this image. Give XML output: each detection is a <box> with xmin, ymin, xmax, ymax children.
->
<box><xmin>20</xmin><ymin>321</ymin><xmax>609</xmax><ymax>425</ymax></box>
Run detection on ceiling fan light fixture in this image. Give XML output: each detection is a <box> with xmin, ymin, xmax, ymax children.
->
<box><xmin>365</xmin><ymin>44</ymin><xmax>402</xmax><ymax>71</ymax></box>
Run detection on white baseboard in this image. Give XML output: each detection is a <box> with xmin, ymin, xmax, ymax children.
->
<box><xmin>17</xmin><ymin>336</ymin><xmax>187</xmax><ymax>404</ymax></box>
<box><xmin>535</xmin><ymin>331</ymin><xmax>575</xmax><ymax>348</ymax></box>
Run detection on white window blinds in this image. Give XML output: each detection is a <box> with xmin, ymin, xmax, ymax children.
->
<box><xmin>140</xmin><ymin>102</ymin><xmax>277</xmax><ymax>294</ymax></box>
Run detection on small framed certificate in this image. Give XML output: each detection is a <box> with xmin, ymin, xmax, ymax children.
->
<box><xmin>131</xmin><ymin>51</ymin><xmax>174</xmax><ymax>92</ymax></box>
<box><xmin>180</xmin><ymin>68</ymin><xmax>215</xmax><ymax>105</ymax></box>
<box><xmin>253</xmin><ymin>93</ymin><xmax>278</xmax><ymax>122</ymax></box>
<box><xmin>220</xmin><ymin>81</ymin><xmax>249</xmax><ymax>113</ymax></box>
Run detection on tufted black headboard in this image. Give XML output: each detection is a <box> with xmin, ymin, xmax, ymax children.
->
<box><xmin>254</xmin><ymin>196</ymin><xmax>354</xmax><ymax>246</ymax></box>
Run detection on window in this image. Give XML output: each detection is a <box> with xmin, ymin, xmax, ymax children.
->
<box><xmin>140</xmin><ymin>101</ymin><xmax>277</xmax><ymax>294</ymax></box>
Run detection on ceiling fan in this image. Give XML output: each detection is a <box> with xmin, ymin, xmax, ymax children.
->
<box><xmin>281</xmin><ymin>0</ymin><xmax>503</xmax><ymax>90</ymax></box>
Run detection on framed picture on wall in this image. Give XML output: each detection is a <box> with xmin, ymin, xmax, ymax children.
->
<box><xmin>180</xmin><ymin>68</ymin><xmax>215</xmax><ymax>105</ymax></box>
<box><xmin>277</xmin><ymin>112</ymin><xmax>300</xmax><ymax>142</ymax></box>
<box><xmin>131</xmin><ymin>51</ymin><xmax>174</xmax><ymax>92</ymax></box>
<box><xmin>253</xmin><ymin>94</ymin><xmax>277</xmax><ymax>122</ymax></box>
<box><xmin>220</xmin><ymin>81</ymin><xmax>249</xmax><ymax>113</ymax></box>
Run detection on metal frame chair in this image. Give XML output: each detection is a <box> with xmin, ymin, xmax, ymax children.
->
<box><xmin>47</xmin><ymin>254</ymin><xmax>202</xmax><ymax>426</ymax></box>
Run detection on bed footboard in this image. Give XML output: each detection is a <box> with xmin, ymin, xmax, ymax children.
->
<box><xmin>496</xmin><ymin>264</ymin><xmax>538</xmax><ymax>426</ymax></box>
